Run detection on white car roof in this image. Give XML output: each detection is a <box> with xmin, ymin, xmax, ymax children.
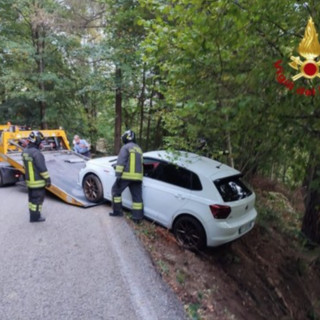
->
<box><xmin>88</xmin><ymin>150</ymin><xmax>241</xmax><ymax>180</ymax></box>
<box><xmin>143</xmin><ymin>150</ymin><xmax>240</xmax><ymax>179</ymax></box>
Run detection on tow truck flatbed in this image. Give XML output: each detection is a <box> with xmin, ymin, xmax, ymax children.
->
<box><xmin>0</xmin><ymin>126</ymin><xmax>99</xmax><ymax>207</ymax></box>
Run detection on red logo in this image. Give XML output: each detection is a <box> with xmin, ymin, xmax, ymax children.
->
<box><xmin>274</xmin><ymin>17</ymin><xmax>320</xmax><ymax>96</ymax></box>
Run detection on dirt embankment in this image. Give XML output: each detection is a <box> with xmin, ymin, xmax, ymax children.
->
<box><xmin>130</xmin><ymin>178</ymin><xmax>320</xmax><ymax>320</ymax></box>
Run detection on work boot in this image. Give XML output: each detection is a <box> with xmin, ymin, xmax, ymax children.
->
<box><xmin>109</xmin><ymin>211</ymin><xmax>123</xmax><ymax>217</ymax></box>
<box><xmin>131</xmin><ymin>217</ymin><xmax>142</xmax><ymax>224</ymax></box>
<box><xmin>30</xmin><ymin>215</ymin><xmax>46</xmax><ymax>223</ymax></box>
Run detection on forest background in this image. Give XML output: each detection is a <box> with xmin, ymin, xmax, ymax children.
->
<box><xmin>0</xmin><ymin>0</ymin><xmax>319</xmax><ymax>243</ymax></box>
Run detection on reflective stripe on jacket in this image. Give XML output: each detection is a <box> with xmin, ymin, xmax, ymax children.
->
<box><xmin>115</xmin><ymin>142</ymin><xmax>143</xmax><ymax>181</ymax></box>
<box><xmin>22</xmin><ymin>145</ymin><xmax>50</xmax><ymax>188</ymax></box>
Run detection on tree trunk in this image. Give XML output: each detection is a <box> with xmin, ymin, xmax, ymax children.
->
<box><xmin>145</xmin><ymin>90</ymin><xmax>154</xmax><ymax>151</ymax></box>
<box><xmin>114</xmin><ymin>67</ymin><xmax>122</xmax><ymax>154</ymax></box>
<box><xmin>302</xmin><ymin>160</ymin><xmax>320</xmax><ymax>244</ymax></box>
<box><xmin>39</xmin><ymin>46</ymin><xmax>47</xmax><ymax>129</ymax></box>
<box><xmin>225</xmin><ymin>114</ymin><xmax>234</xmax><ymax>168</ymax></box>
<box><xmin>138</xmin><ymin>64</ymin><xmax>146</xmax><ymax>145</ymax></box>
<box><xmin>32</xmin><ymin>20</ymin><xmax>47</xmax><ymax>129</ymax></box>
<box><xmin>81</xmin><ymin>94</ymin><xmax>98</xmax><ymax>153</ymax></box>
<box><xmin>154</xmin><ymin>89</ymin><xmax>165</xmax><ymax>148</ymax></box>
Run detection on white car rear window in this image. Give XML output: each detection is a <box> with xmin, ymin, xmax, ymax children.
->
<box><xmin>214</xmin><ymin>175</ymin><xmax>252</xmax><ymax>202</ymax></box>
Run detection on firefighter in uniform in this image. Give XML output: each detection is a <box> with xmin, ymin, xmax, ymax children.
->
<box><xmin>22</xmin><ymin>131</ymin><xmax>51</xmax><ymax>222</ymax></box>
<box><xmin>110</xmin><ymin>130</ymin><xmax>144</xmax><ymax>223</ymax></box>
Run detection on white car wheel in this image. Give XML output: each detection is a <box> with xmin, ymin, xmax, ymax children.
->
<box><xmin>83</xmin><ymin>174</ymin><xmax>104</xmax><ymax>203</ymax></box>
<box><xmin>173</xmin><ymin>216</ymin><xmax>206</xmax><ymax>250</ymax></box>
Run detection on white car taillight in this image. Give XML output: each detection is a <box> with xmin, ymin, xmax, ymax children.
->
<box><xmin>210</xmin><ymin>204</ymin><xmax>231</xmax><ymax>219</ymax></box>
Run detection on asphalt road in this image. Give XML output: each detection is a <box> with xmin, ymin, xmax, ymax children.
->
<box><xmin>0</xmin><ymin>183</ymin><xmax>187</xmax><ymax>320</ymax></box>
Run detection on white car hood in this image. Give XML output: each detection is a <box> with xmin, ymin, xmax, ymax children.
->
<box><xmin>87</xmin><ymin>156</ymin><xmax>117</xmax><ymax>168</ymax></box>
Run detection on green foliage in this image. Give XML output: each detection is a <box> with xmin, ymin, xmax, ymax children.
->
<box><xmin>176</xmin><ymin>269</ymin><xmax>186</xmax><ymax>285</ymax></box>
<box><xmin>157</xmin><ymin>259</ymin><xmax>169</xmax><ymax>276</ymax></box>
<box><xmin>0</xmin><ymin>0</ymin><xmax>320</xmax><ymax>219</ymax></box>
<box><xmin>186</xmin><ymin>303</ymin><xmax>201</xmax><ymax>320</ymax></box>
<box><xmin>138</xmin><ymin>0</ymin><xmax>320</xmax><ymax>194</ymax></box>
<box><xmin>0</xmin><ymin>0</ymin><xmax>81</xmax><ymax>127</ymax></box>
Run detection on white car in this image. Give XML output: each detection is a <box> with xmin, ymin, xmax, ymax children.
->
<box><xmin>78</xmin><ymin>150</ymin><xmax>257</xmax><ymax>249</ymax></box>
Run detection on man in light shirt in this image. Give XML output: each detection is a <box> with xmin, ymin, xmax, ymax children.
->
<box><xmin>73</xmin><ymin>135</ymin><xmax>91</xmax><ymax>158</ymax></box>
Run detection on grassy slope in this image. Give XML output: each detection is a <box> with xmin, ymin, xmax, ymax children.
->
<box><xmin>127</xmin><ymin>176</ymin><xmax>320</xmax><ymax>320</ymax></box>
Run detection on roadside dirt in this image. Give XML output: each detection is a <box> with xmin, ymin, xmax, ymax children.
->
<box><xmin>128</xmin><ymin>177</ymin><xmax>320</xmax><ymax>320</ymax></box>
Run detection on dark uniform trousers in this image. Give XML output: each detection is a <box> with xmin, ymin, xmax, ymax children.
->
<box><xmin>28</xmin><ymin>188</ymin><xmax>46</xmax><ymax>221</ymax></box>
<box><xmin>112</xmin><ymin>179</ymin><xmax>143</xmax><ymax>220</ymax></box>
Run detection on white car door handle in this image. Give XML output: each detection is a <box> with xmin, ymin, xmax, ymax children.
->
<box><xmin>175</xmin><ymin>194</ymin><xmax>185</xmax><ymax>200</ymax></box>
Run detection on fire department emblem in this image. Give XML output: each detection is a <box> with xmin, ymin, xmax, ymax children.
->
<box><xmin>289</xmin><ymin>17</ymin><xmax>320</xmax><ymax>81</ymax></box>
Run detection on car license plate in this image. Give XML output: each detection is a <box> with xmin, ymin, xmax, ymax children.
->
<box><xmin>239</xmin><ymin>221</ymin><xmax>253</xmax><ymax>234</ymax></box>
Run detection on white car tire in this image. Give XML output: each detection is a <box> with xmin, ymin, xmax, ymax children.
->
<box><xmin>173</xmin><ymin>216</ymin><xmax>206</xmax><ymax>250</ymax></box>
<box><xmin>83</xmin><ymin>174</ymin><xmax>104</xmax><ymax>203</ymax></box>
